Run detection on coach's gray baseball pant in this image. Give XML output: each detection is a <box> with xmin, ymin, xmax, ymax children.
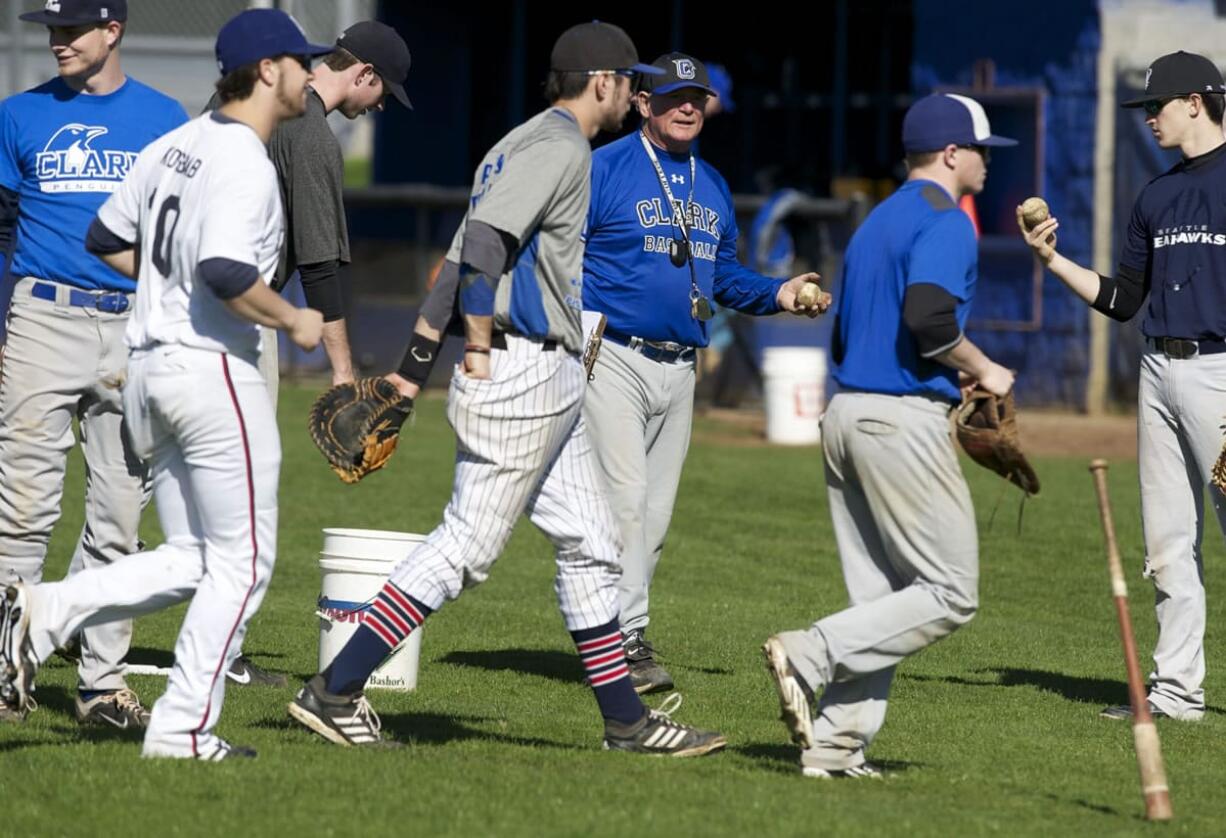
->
<box><xmin>775</xmin><ymin>391</ymin><xmax>978</xmax><ymax>771</ymax></box>
<box><xmin>0</xmin><ymin>277</ymin><xmax>147</xmax><ymax>692</ymax></box>
<box><xmin>582</xmin><ymin>340</ymin><xmax>695</xmax><ymax>635</ymax></box>
<box><xmin>1136</xmin><ymin>346</ymin><xmax>1226</xmax><ymax>721</ymax></box>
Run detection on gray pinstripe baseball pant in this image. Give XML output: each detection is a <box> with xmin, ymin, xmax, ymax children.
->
<box><xmin>389</xmin><ymin>334</ymin><xmax>624</xmax><ymax>631</ymax></box>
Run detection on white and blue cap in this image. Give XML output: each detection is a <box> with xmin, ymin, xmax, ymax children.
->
<box><xmin>902</xmin><ymin>93</ymin><xmax>1017</xmax><ymax>153</ymax></box>
<box><xmin>215</xmin><ymin>8</ymin><xmax>333</xmax><ymax>76</ymax></box>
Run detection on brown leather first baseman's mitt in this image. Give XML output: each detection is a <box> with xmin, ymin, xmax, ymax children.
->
<box><xmin>308</xmin><ymin>378</ymin><xmax>414</xmax><ymax>484</ymax></box>
<box><xmin>1212</xmin><ymin>433</ymin><xmax>1226</xmax><ymax>495</ymax></box>
<box><xmin>955</xmin><ymin>388</ymin><xmax>1040</xmax><ymax>496</ymax></box>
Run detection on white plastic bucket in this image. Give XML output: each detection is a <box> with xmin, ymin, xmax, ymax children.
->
<box><xmin>761</xmin><ymin>347</ymin><xmax>826</xmax><ymax>445</ymax></box>
<box><xmin>317</xmin><ymin>528</ymin><xmax>427</xmax><ymax>691</ymax></box>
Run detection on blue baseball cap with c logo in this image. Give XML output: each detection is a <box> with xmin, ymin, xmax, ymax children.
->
<box><xmin>215</xmin><ymin>8</ymin><xmax>333</xmax><ymax>76</ymax></box>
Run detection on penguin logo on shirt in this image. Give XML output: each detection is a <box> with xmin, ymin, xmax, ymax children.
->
<box><xmin>35</xmin><ymin>123</ymin><xmax>136</xmax><ymax>192</ymax></box>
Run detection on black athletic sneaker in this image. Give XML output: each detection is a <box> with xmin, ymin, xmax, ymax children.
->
<box><xmin>623</xmin><ymin>630</ymin><xmax>674</xmax><ymax>694</ymax></box>
<box><xmin>762</xmin><ymin>635</ymin><xmax>817</xmax><ymax>750</ymax></box>
<box><xmin>603</xmin><ymin>694</ymin><xmax>726</xmax><ymax>757</ymax></box>
<box><xmin>802</xmin><ymin>762</ymin><xmax>884</xmax><ymax>779</ymax></box>
<box><xmin>76</xmin><ymin>688</ymin><xmax>151</xmax><ymax>729</ymax></box>
<box><xmin>227</xmin><ymin>654</ymin><xmax>289</xmax><ymax>688</ymax></box>
<box><xmin>195</xmin><ymin>740</ymin><xmax>258</xmax><ymax>761</ymax></box>
<box><xmin>288</xmin><ymin>674</ymin><xmax>397</xmax><ymax>747</ymax></box>
<box><xmin>0</xmin><ymin>584</ymin><xmax>35</xmax><ymax>718</ymax></box>
<box><xmin>1099</xmin><ymin>703</ymin><xmax>1172</xmax><ymax>721</ymax></box>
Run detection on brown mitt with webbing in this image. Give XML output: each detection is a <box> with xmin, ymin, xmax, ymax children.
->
<box><xmin>1212</xmin><ymin>434</ymin><xmax>1226</xmax><ymax>494</ymax></box>
<box><xmin>309</xmin><ymin>377</ymin><xmax>414</xmax><ymax>484</ymax></box>
<box><xmin>955</xmin><ymin>388</ymin><xmax>1040</xmax><ymax>496</ymax></box>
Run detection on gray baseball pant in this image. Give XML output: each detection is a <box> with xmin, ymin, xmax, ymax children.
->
<box><xmin>775</xmin><ymin>391</ymin><xmax>978</xmax><ymax>771</ymax></box>
<box><xmin>581</xmin><ymin>340</ymin><xmax>695</xmax><ymax>635</ymax></box>
<box><xmin>0</xmin><ymin>277</ymin><xmax>147</xmax><ymax>692</ymax></box>
<box><xmin>1137</xmin><ymin>346</ymin><xmax>1226</xmax><ymax>720</ymax></box>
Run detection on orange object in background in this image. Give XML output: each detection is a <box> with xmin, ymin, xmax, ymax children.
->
<box><xmin>960</xmin><ymin>193</ymin><xmax>980</xmax><ymax>238</ymax></box>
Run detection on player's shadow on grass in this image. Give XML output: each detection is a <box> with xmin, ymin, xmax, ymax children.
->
<box><xmin>906</xmin><ymin>667</ymin><xmax>1226</xmax><ymax>715</ymax></box>
<box><xmin>257</xmin><ymin>711</ymin><xmax>583</xmax><ymax>751</ymax></box>
<box><xmin>439</xmin><ymin>649</ymin><xmax>586</xmax><ymax>684</ymax></box>
<box><xmin>903</xmin><ymin>667</ymin><xmax>1126</xmax><ymax>705</ymax></box>
<box><xmin>734</xmin><ymin>742</ymin><xmax>921</xmax><ymax>776</ymax></box>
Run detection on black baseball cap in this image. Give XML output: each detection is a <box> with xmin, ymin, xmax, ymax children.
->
<box><xmin>1122</xmin><ymin>51</ymin><xmax>1226</xmax><ymax>107</ymax></box>
<box><xmin>337</xmin><ymin>21</ymin><xmax>412</xmax><ymax>109</ymax></box>
<box><xmin>550</xmin><ymin>21</ymin><xmax>661</xmax><ymax>75</ymax></box>
<box><xmin>215</xmin><ymin>9</ymin><xmax>332</xmax><ymax>77</ymax></box>
<box><xmin>641</xmin><ymin>52</ymin><xmax>717</xmax><ymax>97</ymax></box>
<box><xmin>20</xmin><ymin>0</ymin><xmax>126</xmax><ymax>26</ymax></box>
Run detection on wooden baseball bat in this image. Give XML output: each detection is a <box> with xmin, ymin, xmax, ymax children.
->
<box><xmin>1088</xmin><ymin>459</ymin><xmax>1173</xmax><ymax>821</ymax></box>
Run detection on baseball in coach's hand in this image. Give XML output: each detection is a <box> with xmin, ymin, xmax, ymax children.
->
<box><xmin>1020</xmin><ymin>196</ymin><xmax>1050</xmax><ymax>231</ymax></box>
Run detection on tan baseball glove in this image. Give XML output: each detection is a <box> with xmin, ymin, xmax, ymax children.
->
<box><xmin>954</xmin><ymin>388</ymin><xmax>1040</xmax><ymax>496</ymax></box>
<box><xmin>1212</xmin><ymin>433</ymin><xmax>1226</xmax><ymax>494</ymax></box>
<box><xmin>308</xmin><ymin>377</ymin><xmax>414</xmax><ymax>484</ymax></box>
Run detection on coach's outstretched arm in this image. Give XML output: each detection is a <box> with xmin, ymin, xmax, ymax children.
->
<box><xmin>1016</xmin><ymin>207</ymin><xmax>1148</xmax><ymax>322</ymax></box>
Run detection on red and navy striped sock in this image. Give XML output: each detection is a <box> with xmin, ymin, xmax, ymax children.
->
<box><xmin>323</xmin><ymin>582</ymin><xmax>432</xmax><ymax>695</ymax></box>
<box><xmin>572</xmin><ymin>619</ymin><xmax>645</xmax><ymax>725</ymax></box>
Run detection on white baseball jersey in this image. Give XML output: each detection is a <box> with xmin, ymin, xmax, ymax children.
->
<box><xmin>96</xmin><ymin>112</ymin><xmax>283</xmax><ymax>358</ymax></box>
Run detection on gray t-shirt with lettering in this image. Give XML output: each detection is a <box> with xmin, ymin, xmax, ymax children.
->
<box><xmin>444</xmin><ymin>107</ymin><xmax>590</xmax><ymax>352</ymax></box>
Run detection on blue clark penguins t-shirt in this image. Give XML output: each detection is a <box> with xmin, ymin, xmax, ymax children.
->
<box><xmin>582</xmin><ymin>131</ymin><xmax>784</xmax><ymax>347</ymax></box>
<box><xmin>0</xmin><ymin>77</ymin><xmax>188</xmax><ymax>292</ymax></box>
<box><xmin>831</xmin><ymin>178</ymin><xmax>978</xmax><ymax>403</ymax></box>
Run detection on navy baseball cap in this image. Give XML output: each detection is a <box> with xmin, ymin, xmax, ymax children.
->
<box><xmin>1122</xmin><ymin>51</ymin><xmax>1226</xmax><ymax>107</ymax></box>
<box><xmin>642</xmin><ymin>52</ymin><xmax>718</xmax><ymax>97</ymax></box>
<box><xmin>902</xmin><ymin>93</ymin><xmax>1018</xmax><ymax>153</ymax></box>
<box><xmin>20</xmin><ymin>0</ymin><xmax>126</xmax><ymax>25</ymax></box>
<box><xmin>550</xmin><ymin>21</ymin><xmax>661</xmax><ymax>75</ymax></box>
<box><xmin>215</xmin><ymin>9</ymin><xmax>333</xmax><ymax>77</ymax></box>
<box><xmin>337</xmin><ymin>21</ymin><xmax>412</xmax><ymax>109</ymax></box>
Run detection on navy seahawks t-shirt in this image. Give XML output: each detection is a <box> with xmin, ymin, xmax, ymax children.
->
<box><xmin>1120</xmin><ymin>141</ymin><xmax>1226</xmax><ymax>339</ymax></box>
<box><xmin>831</xmin><ymin>178</ymin><xmax>977</xmax><ymax>403</ymax></box>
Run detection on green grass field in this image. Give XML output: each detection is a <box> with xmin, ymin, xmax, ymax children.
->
<box><xmin>2</xmin><ymin>383</ymin><xmax>1224</xmax><ymax>836</ymax></box>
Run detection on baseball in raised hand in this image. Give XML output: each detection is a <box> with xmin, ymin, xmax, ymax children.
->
<box><xmin>1016</xmin><ymin>198</ymin><xmax>1058</xmax><ymax>264</ymax></box>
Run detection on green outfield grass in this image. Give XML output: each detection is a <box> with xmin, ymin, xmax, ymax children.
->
<box><xmin>2</xmin><ymin>383</ymin><xmax>1223</xmax><ymax>836</ymax></box>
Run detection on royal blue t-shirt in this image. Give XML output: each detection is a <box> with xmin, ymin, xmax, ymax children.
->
<box><xmin>1119</xmin><ymin>142</ymin><xmax>1226</xmax><ymax>339</ymax></box>
<box><xmin>582</xmin><ymin>131</ymin><xmax>783</xmax><ymax>347</ymax></box>
<box><xmin>0</xmin><ymin>77</ymin><xmax>188</xmax><ymax>292</ymax></box>
<box><xmin>831</xmin><ymin>179</ymin><xmax>977</xmax><ymax>403</ymax></box>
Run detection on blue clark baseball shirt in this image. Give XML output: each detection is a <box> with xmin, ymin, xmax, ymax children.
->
<box><xmin>581</xmin><ymin>131</ymin><xmax>784</xmax><ymax>347</ymax></box>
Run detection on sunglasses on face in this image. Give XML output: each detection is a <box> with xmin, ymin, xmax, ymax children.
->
<box><xmin>1143</xmin><ymin>96</ymin><xmax>1186</xmax><ymax>117</ymax></box>
<box><xmin>585</xmin><ymin>69</ymin><xmax>638</xmax><ymax>78</ymax></box>
<box><xmin>958</xmin><ymin>144</ymin><xmax>991</xmax><ymax>164</ymax></box>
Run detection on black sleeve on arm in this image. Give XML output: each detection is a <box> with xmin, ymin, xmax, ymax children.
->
<box><xmin>84</xmin><ymin>216</ymin><xmax>133</xmax><ymax>255</ymax></box>
<box><xmin>902</xmin><ymin>282</ymin><xmax>963</xmax><ymax>358</ymax></box>
<box><xmin>0</xmin><ymin>185</ymin><xmax>18</xmax><ymax>255</ymax></box>
<box><xmin>1092</xmin><ymin>263</ymin><xmax>1148</xmax><ymax>322</ymax></box>
<box><xmin>198</xmin><ymin>257</ymin><xmax>260</xmax><ymax>300</ymax></box>
<box><xmin>459</xmin><ymin>220</ymin><xmax>519</xmax><ymax>279</ymax></box>
<box><xmin>298</xmin><ymin>259</ymin><xmax>344</xmax><ymax>322</ymax></box>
